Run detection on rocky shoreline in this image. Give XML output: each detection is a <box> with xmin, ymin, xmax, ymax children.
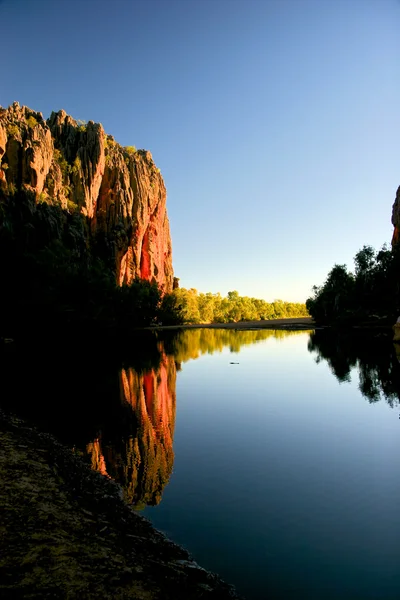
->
<box><xmin>0</xmin><ymin>410</ymin><xmax>242</xmax><ymax>599</ymax></box>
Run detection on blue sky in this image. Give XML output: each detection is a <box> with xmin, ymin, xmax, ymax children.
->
<box><xmin>1</xmin><ymin>0</ymin><xmax>399</xmax><ymax>301</ymax></box>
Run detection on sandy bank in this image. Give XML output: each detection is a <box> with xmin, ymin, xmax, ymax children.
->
<box><xmin>149</xmin><ymin>317</ymin><xmax>315</xmax><ymax>331</ymax></box>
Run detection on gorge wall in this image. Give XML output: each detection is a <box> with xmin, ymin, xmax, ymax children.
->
<box><xmin>0</xmin><ymin>102</ymin><xmax>173</xmax><ymax>292</ymax></box>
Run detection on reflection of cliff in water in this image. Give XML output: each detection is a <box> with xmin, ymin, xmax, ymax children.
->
<box><xmin>85</xmin><ymin>328</ymin><xmax>306</xmax><ymax>506</ymax></box>
<box><xmin>0</xmin><ymin>328</ymin><xmax>311</xmax><ymax>510</ymax></box>
<box><xmin>308</xmin><ymin>329</ymin><xmax>400</xmax><ymax>406</ymax></box>
<box><xmin>87</xmin><ymin>350</ymin><xmax>176</xmax><ymax>508</ymax></box>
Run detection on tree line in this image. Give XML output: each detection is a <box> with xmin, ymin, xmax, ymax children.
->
<box><xmin>306</xmin><ymin>244</ymin><xmax>400</xmax><ymax>325</ymax></box>
<box><xmin>0</xmin><ymin>190</ymin><xmax>308</xmax><ymax>342</ymax></box>
<box><xmin>163</xmin><ymin>288</ymin><xmax>308</xmax><ymax>324</ymax></box>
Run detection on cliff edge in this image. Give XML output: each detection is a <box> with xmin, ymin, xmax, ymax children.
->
<box><xmin>0</xmin><ymin>102</ymin><xmax>173</xmax><ymax>292</ymax></box>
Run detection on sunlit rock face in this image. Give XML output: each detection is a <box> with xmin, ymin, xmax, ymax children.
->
<box><xmin>0</xmin><ymin>102</ymin><xmax>173</xmax><ymax>292</ymax></box>
<box><xmin>86</xmin><ymin>351</ymin><xmax>176</xmax><ymax>507</ymax></box>
<box><xmin>0</xmin><ymin>103</ymin><xmax>54</xmax><ymax>197</ymax></box>
<box><xmin>391</xmin><ymin>186</ymin><xmax>400</xmax><ymax>247</ymax></box>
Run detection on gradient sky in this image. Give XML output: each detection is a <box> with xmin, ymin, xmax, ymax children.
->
<box><xmin>1</xmin><ymin>0</ymin><xmax>399</xmax><ymax>301</ymax></box>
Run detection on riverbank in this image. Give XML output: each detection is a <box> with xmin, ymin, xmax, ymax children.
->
<box><xmin>148</xmin><ymin>317</ymin><xmax>315</xmax><ymax>331</ymax></box>
<box><xmin>0</xmin><ymin>410</ymin><xmax>242</xmax><ymax>599</ymax></box>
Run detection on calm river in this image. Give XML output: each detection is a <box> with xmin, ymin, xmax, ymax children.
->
<box><xmin>3</xmin><ymin>327</ymin><xmax>400</xmax><ymax>599</ymax></box>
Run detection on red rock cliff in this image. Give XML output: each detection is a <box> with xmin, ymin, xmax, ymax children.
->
<box><xmin>0</xmin><ymin>102</ymin><xmax>173</xmax><ymax>292</ymax></box>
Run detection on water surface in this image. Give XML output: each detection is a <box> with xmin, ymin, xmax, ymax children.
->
<box><xmin>142</xmin><ymin>329</ymin><xmax>400</xmax><ymax>599</ymax></box>
<box><xmin>2</xmin><ymin>327</ymin><xmax>400</xmax><ymax>599</ymax></box>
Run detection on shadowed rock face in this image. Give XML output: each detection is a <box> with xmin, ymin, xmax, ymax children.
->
<box><xmin>0</xmin><ymin>102</ymin><xmax>173</xmax><ymax>292</ymax></box>
<box><xmin>87</xmin><ymin>351</ymin><xmax>177</xmax><ymax>507</ymax></box>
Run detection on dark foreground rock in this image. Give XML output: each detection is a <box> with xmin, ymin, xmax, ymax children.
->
<box><xmin>0</xmin><ymin>411</ymin><xmax>242</xmax><ymax>599</ymax></box>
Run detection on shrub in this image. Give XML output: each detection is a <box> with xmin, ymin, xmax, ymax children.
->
<box><xmin>104</xmin><ymin>136</ymin><xmax>115</xmax><ymax>149</ymax></box>
<box><xmin>67</xmin><ymin>200</ymin><xmax>79</xmax><ymax>212</ymax></box>
<box><xmin>27</xmin><ymin>116</ymin><xmax>38</xmax><ymax>129</ymax></box>
<box><xmin>124</xmin><ymin>146</ymin><xmax>137</xmax><ymax>155</ymax></box>
<box><xmin>7</xmin><ymin>124</ymin><xmax>19</xmax><ymax>137</ymax></box>
<box><xmin>37</xmin><ymin>192</ymin><xmax>48</xmax><ymax>203</ymax></box>
<box><xmin>71</xmin><ymin>156</ymin><xmax>82</xmax><ymax>175</ymax></box>
<box><xmin>53</xmin><ymin>149</ymin><xmax>70</xmax><ymax>179</ymax></box>
<box><xmin>76</xmin><ymin>119</ymin><xmax>87</xmax><ymax>132</ymax></box>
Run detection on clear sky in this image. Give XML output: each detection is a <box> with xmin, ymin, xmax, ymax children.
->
<box><xmin>1</xmin><ymin>0</ymin><xmax>399</xmax><ymax>302</ymax></box>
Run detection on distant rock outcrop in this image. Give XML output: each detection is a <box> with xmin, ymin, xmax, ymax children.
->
<box><xmin>0</xmin><ymin>102</ymin><xmax>173</xmax><ymax>291</ymax></box>
<box><xmin>391</xmin><ymin>186</ymin><xmax>400</xmax><ymax>247</ymax></box>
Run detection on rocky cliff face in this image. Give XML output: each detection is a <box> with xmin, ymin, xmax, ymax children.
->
<box><xmin>392</xmin><ymin>186</ymin><xmax>400</xmax><ymax>246</ymax></box>
<box><xmin>0</xmin><ymin>102</ymin><xmax>173</xmax><ymax>291</ymax></box>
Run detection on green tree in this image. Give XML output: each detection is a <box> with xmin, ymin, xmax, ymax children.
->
<box><xmin>198</xmin><ymin>292</ymin><xmax>215</xmax><ymax>323</ymax></box>
<box><xmin>306</xmin><ymin>264</ymin><xmax>355</xmax><ymax>324</ymax></box>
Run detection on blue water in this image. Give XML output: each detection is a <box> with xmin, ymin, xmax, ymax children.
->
<box><xmin>5</xmin><ymin>327</ymin><xmax>398</xmax><ymax>599</ymax></box>
<box><xmin>142</xmin><ymin>330</ymin><xmax>400</xmax><ymax>599</ymax></box>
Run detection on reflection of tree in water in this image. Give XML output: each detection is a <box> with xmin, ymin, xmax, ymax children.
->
<box><xmin>87</xmin><ymin>350</ymin><xmax>176</xmax><ymax>508</ymax></box>
<box><xmin>161</xmin><ymin>327</ymin><xmax>308</xmax><ymax>364</ymax></box>
<box><xmin>308</xmin><ymin>329</ymin><xmax>400</xmax><ymax>405</ymax></box>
